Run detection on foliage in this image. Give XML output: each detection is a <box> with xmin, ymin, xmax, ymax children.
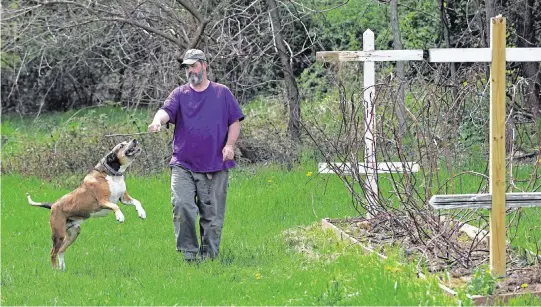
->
<box><xmin>297</xmin><ymin>62</ymin><xmax>332</xmax><ymax>102</ymax></box>
<box><xmin>1</xmin><ymin>104</ymin><xmax>315</xmax><ymax>176</ymax></box>
<box><xmin>1</xmin><ymin>107</ymin><xmax>172</xmax><ymax>178</ymax></box>
<box><xmin>468</xmin><ymin>265</ymin><xmax>498</xmax><ymax>296</ymax></box>
<box><xmin>306</xmin><ymin>0</ymin><xmax>389</xmax><ymax>51</ymax></box>
<box><xmin>399</xmin><ymin>0</ymin><xmax>440</xmax><ymax>49</ymax></box>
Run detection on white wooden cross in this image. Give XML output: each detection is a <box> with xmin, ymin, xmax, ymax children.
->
<box><xmin>428</xmin><ymin>16</ymin><xmax>541</xmax><ymax>277</ymax></box>
<box><xmin>316</xmin><ymin>29</ymin><xmax>421</xmax><ymax>219</ymax></box>
<box><xmin>317</xmin><ymin>16</ymin><xmax>541</xmax><ymax>277</ymax></box>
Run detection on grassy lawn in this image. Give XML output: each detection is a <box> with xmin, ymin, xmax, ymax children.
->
<box><xmin>1</xmin><ymin>168</ymin><xmax>461</xmax><ymax>306</ymax></box>
<box><xmin>2</xmin><ymin>106</ymin><xmax>541</xmax><ymax>305</ymax></box>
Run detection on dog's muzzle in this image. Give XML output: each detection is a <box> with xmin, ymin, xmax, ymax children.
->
<box><xmin>125</xmin><ymin>139</ymin><xmax>141</xmax><ymax>157</ymax></box>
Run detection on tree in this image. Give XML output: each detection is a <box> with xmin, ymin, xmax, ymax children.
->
<box><xmin>389</xmin><ymin>0</ymin><xmax>406</xmax><ymax>137</ymax></box>
<box><xmin>511</xmin><ymin>0</ymin><xmax>541</xmax><ymax>117</ymax></box>
<box><xmin>267</xmin><ymin>0</ymin><xmax>301</xmax><ymax>142</ymax></box>
<box><xmin>2</xmin><ymin>0</ymin><xmax>319</xmax><ymax>143</ymax></box>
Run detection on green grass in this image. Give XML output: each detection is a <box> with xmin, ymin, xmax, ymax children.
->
<box><xmin>1</xmin><ymin>167</ymin><xmax>462</xmax><ymax>306</ymax></box>
<box><xmin>2</xmin><ymin>105</ymin><xmax>541</xmax><ymax>305</ymax></box>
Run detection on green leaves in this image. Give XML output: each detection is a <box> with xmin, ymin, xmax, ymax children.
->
<box><xmin>468</xmin><ymin>265</ymin><xmax>497</xmax><ymax>296</ymax></box>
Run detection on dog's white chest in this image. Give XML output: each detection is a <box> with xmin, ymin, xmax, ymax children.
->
<box><xmin>106</xmin><ymin>175</ymin><xmax>126</xmax><ymax>203</ymax></box>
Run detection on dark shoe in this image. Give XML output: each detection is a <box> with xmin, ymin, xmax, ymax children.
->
<box><xmin>184</xmin><ymin>258</ymin><xmax>200</xmax><ymax>264</ymax></box>
<box><xmin>200</xmin><ymin>253</ymin><xmax>217</xmax><ymax>261</ymax></box>
<box><xmin>180</xmin><ymin>250</ymin><xmax>198</xmax><ymax>263</ymax></box>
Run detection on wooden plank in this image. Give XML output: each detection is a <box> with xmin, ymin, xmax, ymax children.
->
<box><xmin>430</xmin><ymin>191</ymin><xmax>541</xmax><ymax>210</ymax></box>
<box><xmin>430</xmin><ymin>201</ymin><xmax>541</xmax><ymax>210</ymax></box>
<box><xmin>317</xmin><ymin>48</ymin><xmax>541</xmax><ymax>63</ymax></box>
<box><xmin>490</xmin><ymin>15</ymin><xmax>507</xmax><ymax>277</ymax></box>
<box><xmin>316</xmin><ymin>50</ymin><xmax>424</xmax><ymax>62</ymax></box>
<box><xmin>363</xmin><ymin>29</ymin><xmax>378</xmax><ymax>219</ymax></box>
<box><xmin>430</xmin><ymin>192</ymin><xmax>541</xmax><ymax>203</ymax></box>
<box><xmin>429</xmin><ymin>47</ymin><xmax>541</xmax><ymax>62</ymax></box>
<box><xmin>429</xmin><ymin>48</ymin><xmax>492</xmax><ymax>62</ymax></box>
<box><xmin>507</xmin><ymin>48</ymin><xmax>541</xmax><ymax>62</ymax></box>
<box><xmin>319</xmin><ymin>162</ymin><xmax>420</xmax><ymax>174</ymax></box>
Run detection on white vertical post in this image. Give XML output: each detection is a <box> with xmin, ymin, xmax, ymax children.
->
<box><xmin>363</xmin><ymin>29</ymin><xmax>378</xmax><ymax>218</ymax></box>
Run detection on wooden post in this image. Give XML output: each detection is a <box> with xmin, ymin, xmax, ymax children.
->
<box><xmin>319</xmin><ymin>16</ymin><xmax>541</xmax><ymax>278</ymax></box>
<box><xmin>317</xmin><ymin>31</ymin><xmax>422</xmax><ymax>219</ymax></box>
<box><xmin>429</xmin><ymin>15</ymin><xmax>541</xmax><ymax>277</ymax></box>
<box><xmin>489</xmin><ymin>16</ymin><xmax>506</xmax><ymax>277</ymax></box>
<box><xmin>363</xmin><ymin>30</ymin><xmax>378</xmax><ymax>218</ymax></box>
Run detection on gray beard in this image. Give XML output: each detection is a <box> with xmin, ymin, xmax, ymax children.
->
<box><xmin>187</xmin><ymin>70</ymin><xmax>204</xmax><ymax>86</ymax></box>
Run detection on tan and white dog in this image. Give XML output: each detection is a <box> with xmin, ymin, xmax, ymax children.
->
<box><xmin>27</xmin><ymin>139</ymin><xmax>146</xmax><ymax>270</ymax></box>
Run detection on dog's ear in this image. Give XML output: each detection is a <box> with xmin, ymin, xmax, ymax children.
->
<box><xmin>105</xmin><ymin>152</ymin><xmax>121</xmax><ymax>171</ymax></box>
<box><xmin>106</xmin><ymin>152</ymin><xmax>116</xmax><ymax>164</ymax></box>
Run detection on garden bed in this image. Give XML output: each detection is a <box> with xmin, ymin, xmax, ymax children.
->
<box><xmin>322</xmin><ymin>217</ymin><xmax>541</xmax><ymax>305</ymax></box>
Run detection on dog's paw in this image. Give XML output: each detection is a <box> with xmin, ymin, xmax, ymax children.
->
<box><xmin>137</xmin><ymin>209</ymin><xmax>146</xmax><ymax>219</ymax></box>
<box><xmin>115</xmin><ymin>211</ymin><xmax>125</xmax><ymax>223</ymax></box>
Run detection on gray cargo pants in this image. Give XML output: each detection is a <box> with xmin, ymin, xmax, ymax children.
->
<box><xmin>171</xmin><ymin>165</ymin><xmax>229</xmax><ymax>261</ymax></box>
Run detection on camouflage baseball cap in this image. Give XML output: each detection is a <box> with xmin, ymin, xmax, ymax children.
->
<box><xmin>181</xmin><ymin>49</ymin><xmax>206</xmax><ymax>65</ymax></box>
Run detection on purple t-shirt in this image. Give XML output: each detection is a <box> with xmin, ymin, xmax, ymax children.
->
<box><xmin>161</xmin><ymin>82</ymin><xmax>245</xmax><ymax>173</ymax></box>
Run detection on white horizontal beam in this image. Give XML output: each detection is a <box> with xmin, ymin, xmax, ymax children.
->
<box><xmin>429</xmin><ymin>192</ymin><xmax>541</xmax><ymax>210</ymax></box>
<box><xmin>507</xmin><ymin>48</ymin><xmax>541</xmax><ymax>62</ymax></box>
<box><xmin>316</xmin><ymin>48</ymin><xmax>541</xmax><ymax>63</ymax></box>
<box><xmin>431</xmin><ymin>201</ymin><xmax>541</xmax><ymax>210</ymax></box>
<box><xmin>316</xmin><ymin>50</ymin><xmax>424</xmax><ymax>62</ymax></box>
<box><xmin>429</xmin><ymin>48</ymin><xmax>491</xmax><ymax>62</ymax></box>
<box><xmin>319</xmin><ymin>162</ymin><xmax>420</xmax><ymax>175</ymax></box>
<box><xmin>429</xmin><ymin>48</ymin><xmax>541</xmax><ymax>62</ymax></box>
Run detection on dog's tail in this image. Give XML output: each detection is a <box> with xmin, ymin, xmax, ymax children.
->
<box><xmin>27</xmin><ymin>193</ymin><xmax>53</xmax><ymax>209</ymax></box>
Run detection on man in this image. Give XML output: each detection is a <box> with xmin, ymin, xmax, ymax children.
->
<box><xmin>148</xmin><ymin>49</ymin><xmax>244</xmax><ymax>262</ymax></box>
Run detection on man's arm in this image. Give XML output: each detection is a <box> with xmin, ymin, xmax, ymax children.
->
<box><xmin>222</xmin><ymin>120</ymin><xmax>241</xmax><ymax>161</ymax></box>
<box><xmin>226</xmin><ymin>120</ymin><xmax>240</xmax><ymax>146</ymax></box>
<box><xmin>148</xmin><ymin>109</ymin><xmax>170</xmax><ymax>132</ymax></box>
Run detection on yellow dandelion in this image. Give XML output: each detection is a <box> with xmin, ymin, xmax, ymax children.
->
<box><xmin>385</xmin><ymin>265</ymin><xmax>402</xmax><ymax>273</ymax></box>
<box><xmin>306</xmin><ymin>171</ymin><xmax>313</xmax><ymax>177</ymax></box>
<box><xmin>255</xmin><ymin>272</ymin><xmax>261</xmax><ymax>280</ymax></box>
<box><xmin>521</xmin><ymin>283</ymin><xmax>529</xmax><ymax>288</ymax></box>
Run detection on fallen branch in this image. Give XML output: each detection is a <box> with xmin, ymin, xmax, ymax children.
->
<box><xmin>104</xmin><ymin>132</ymin><xmax>157</xmax><ymax>137</ymax></box>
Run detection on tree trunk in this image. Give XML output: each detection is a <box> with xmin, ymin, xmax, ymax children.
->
<box><xmin>389</xmin><ymin>0</ymin><xmax>406</xmax><ymax>137</ymax></box>
<box><xmin>267</xmin><ymin>0</ymin><xmax>301</xmax><ymax>142</ymax></box>
<box><xmin>485</xmin><ymin>0</ymin><xmax>496</xmax><ymax>47</ymax></box>
<box><xmin>436</xmin><ymin>0</ymin><xmax>457</xmax><ymax>81</ymax></box>
<box><xmin>436</xmin><ymin>0</ymin><xmax>459</xmax><ymax>193</ymax></box>
<box><xmin>516</xmin><ymin>0</ymin><xmax>541</xmax><ymax>118</ymax></box>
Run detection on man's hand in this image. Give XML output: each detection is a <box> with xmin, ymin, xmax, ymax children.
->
<box><xmin>222</xmin><ymin>145</ymin><xmax>235</xmax><ymax>161</ymax></box>
<box><xmin>148</xmin><ymin>122</ymin><xmax>161</xmax><ymax>132</ymax></box>
<box><xmin>148</xmin><ymin>110</ymin><xmax>170</xmax><ymax>132</ymax></box>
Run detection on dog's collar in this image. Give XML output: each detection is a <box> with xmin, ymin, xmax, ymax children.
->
<box><xmin>96</xmin><ymin>158</ymin><xmax>124</xmax><ymax>177</ymax></box>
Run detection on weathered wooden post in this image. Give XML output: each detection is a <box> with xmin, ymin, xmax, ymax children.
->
<box><xmin>430</xmin><ymin>16</ymin><xmax>541</xmax><ymax>277</ymax></box>
<box><xmin>316</xmin><ymin>29</ymin><xmax>422</xmax><ymax>218</ymax></box>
